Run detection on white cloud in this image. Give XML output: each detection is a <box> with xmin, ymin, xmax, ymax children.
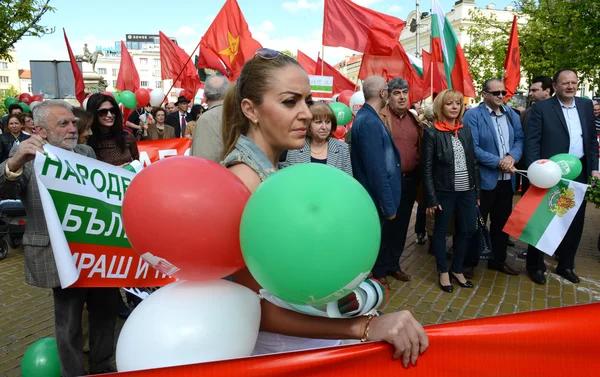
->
<box><xmin>256</xmin><ymin>20</ymin><xmax>276</xmax><ymax>33</ymax></box>
<box><xmin>175</xmin><ymin>26</ymin><xmax>195</xmax><ymax>36</ymax></box>
<box><xmin>282</xmin><ymin>0</ymin><xmax>323</xmax><ymax>13</ymax></box>
<box><xmin>387</xmin><ymin>5</ymin><xmax>402</xmax><ymax>13</ymax></box>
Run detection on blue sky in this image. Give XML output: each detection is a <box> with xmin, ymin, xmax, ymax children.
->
<box><xmin>14</xmin><ymin>0</ymin><xmax>512</xmax><ymax>69</ymax></box>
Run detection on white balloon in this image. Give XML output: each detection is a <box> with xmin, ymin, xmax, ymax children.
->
<box><xmin>29</xmin><ymin>101</ymin><xmax>42</xmax><ymax>110</ymax></box>
<box><xmin>149</xmin><ymin>89</ymin><xmax>165</xmax><ymax>107</ymax></box>
<box><xmin>349</xmin><ymin>91</ymin><xmax>365</xmax><ymax>115</ymax></box>
<box><xmin>82</xmin><ymin>98</ymin><xmax>89</xmax><ymax>111</ymax></box>
<box><xmin>116</xmin><ymin>279</ymin><xmax>261</xmax><ymax>372</ymax></box>
<box><xmin>527</xmin><ymin>159</ymin><xmax>562</xmax><ymax>188</ymax></box>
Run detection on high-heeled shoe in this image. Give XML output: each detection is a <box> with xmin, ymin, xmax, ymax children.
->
<box><xmin>439</xmin><ymin>274</ymin><xmax>453</xmax><ymax>293</ymax></box>
<box><xmin>449</xmin><ymin>272</ymin><xmax>474</xmax><ymax>288</ymax></box>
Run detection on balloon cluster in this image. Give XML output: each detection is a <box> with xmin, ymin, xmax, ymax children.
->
<box><xmin>118</xmin><ymin>158</ymin><xmax>381</xmax><ymax>371</ymax></box>
<box><xmin>4</xmin><ymin>93</ymin><xmax>44</xmax><ymax>113</ymax></box>
<box><xmin>329</xmin><ymin>90</ymin><xmax>365</xmax><ymax>141</ymax></box>
<box><xmin>527</xmin><ymin>154</ymin><xmax>583</xmax><ymax>189</ymax></box>
<box><xmin>119</xmin><ymin>157</ymin><xmax>259</xmax><ymax>371</ymax></box>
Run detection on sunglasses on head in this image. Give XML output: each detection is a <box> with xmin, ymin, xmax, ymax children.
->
<box><xmin>97</xmin><ymin>108</ymin><xmax>117</xmax><ymax>117</ymax></box>
<box><xmin>486</xmin><ymin>90</ymin><xmax>507</xmax><ymax>97</ymax></box>
<box><xmin>255</xmin><ymin>48</ymin><xmax>280</xmax><ymax>60</ymax></box>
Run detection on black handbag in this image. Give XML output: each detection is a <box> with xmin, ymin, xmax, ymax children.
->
<box><xmin>472</xmin><ymin>207</ymin><xmax>493</xmax><ymax>260</ymax></box>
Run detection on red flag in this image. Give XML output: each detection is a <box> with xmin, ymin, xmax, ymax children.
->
<box><xmin>116</xmin><ymin>41</ymin><xmax>140</xmax><ymax>93</ymax></box>
<box><xmin>63</xmin><ymin>29</ymin><xmax>86</xmax><ymax>105</ymax></box>
<box><xmin>197</xmin><ymin>0</ymin><xmax>262</xmax><ymax>80</ymax></box>
<box><xmin>315</xmin><ymin>55</ymin><xmax>356</xmax><ymax>94</ymax></box>
<box><xmin>428</xmin><ymin>41</ymin><xmax>449</xmax><ymax>96</ymax></box>
<box><xmin>503</xmin><ymin>16</ymin><xmax>521</xmax><ymax>102</ymax></box>
<box><xmin>358</xmin><ymin>41</ymin><xmax>428</xmax><ymax>103</ymax></box>
<box><xmin>296</xmin><ymin>50</ymin><xmax>317</xmax><ymax>75</ymax></box>
<box><xmin>159</xmin><ymin>32</ymin><xmax>201</xmax><ymax>98</ymax></box>
<box><xmin>322</xmin><ymin>0</ymin><xmax>405</xmax><ymax>55</ymax></box>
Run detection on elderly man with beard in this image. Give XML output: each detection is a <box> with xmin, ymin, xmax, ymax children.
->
<box><xmin>0</xmin><ymin>100</ymin><xmax>119</xmax><ymax>376</ymax></box>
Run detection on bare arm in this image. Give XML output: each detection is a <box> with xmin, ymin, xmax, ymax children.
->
<box><xmin>228</xmin><ymin>162</ymin><xmax>429</xmax><ymax>367</ymax></box>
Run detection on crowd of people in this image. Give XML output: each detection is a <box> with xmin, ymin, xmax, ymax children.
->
<box><xmin>0</xmin><ymin>48</ymin><xmax>598</xmax><ymax>376</ymax></box>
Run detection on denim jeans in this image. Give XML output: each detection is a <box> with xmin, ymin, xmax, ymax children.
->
<box><xmin>432</xmin><ymin>190</ymin><xmax>477</xmax><ymax>273</ymax></box>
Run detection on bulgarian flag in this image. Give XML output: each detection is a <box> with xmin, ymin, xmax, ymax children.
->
<box><xmin>504</xmin><ymin>180</ymin><xmax>588</xmax><ymax>255</ymax></box>
<box><xmin>431</xmin><ymin>0</ymin><xmax>475</xmax><ymax>97</ymax></box>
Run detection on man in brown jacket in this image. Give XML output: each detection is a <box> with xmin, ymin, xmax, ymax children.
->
<box><xmin>377</xmin><ymin>78</ymin><xmax>424</xmax><ymax>282</ymax></box>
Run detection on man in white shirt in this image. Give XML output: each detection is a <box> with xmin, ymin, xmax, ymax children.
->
<box><xmin>524</xmin><ymin>69</ymin><xmax>599</xmax><ymax>285</ymax></box>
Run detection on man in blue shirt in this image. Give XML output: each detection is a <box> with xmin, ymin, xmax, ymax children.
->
<box><xmin>463</xmin><ymin>78</ymin><xmax>524</xmax><ymax>277</ymax></box>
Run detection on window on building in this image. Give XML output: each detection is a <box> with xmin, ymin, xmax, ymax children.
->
<box><xmin>98</xmin><ymin>68</ymin><xmax>107</xmax><ymax>75</ymax></box>
<box><xmin>112</xmin><ymin>68</ymin><xmax>118</xmax><ymax>76</ymax></box>
<box><xmin>140</xmin><ymin>80</ymin><xmax>149</xmax><ymax>87</ymax></box>
<box><xmin>112</xmin><ymin>80</ymin><xmax>118</xmax><ymax>87</ymax></box>
<box><xmin>154</xmin><ymin>70</ymin><xmax>161</xmax><ymax>77</ymax></box>
<box><xmin>0</xmin><ymin>62</ymin><xmax>8</xmax><ymax>70</ymax></box>
<box><xmin>140</xmin><ymin>58</ymin><xmax>148</xmax><ymax>64</ymax></box>
<box><xmin>0</xmin><ymin>76</ymin><xmax>9</xmax><ymax>83</ymax></box>
<box><xmin>28</xmin><ymin>83</ymin><xmax>32</xmax><ymax>92</ymax></box>
<box><xmin>154</xmin><ymin>59</ymin><xmax>160</xmax><ymax>67</ymax></box>
<box><xmin>155</xmin><ymin>81</ymin><xmax>162</xmax><ymax>89</ymax></box>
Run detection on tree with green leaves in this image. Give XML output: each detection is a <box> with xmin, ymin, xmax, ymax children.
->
<box><xmin>281</xmin><ymin>50</ymin><xmax>297</xmax><ymax>60</ymax></box>
<box><xmin>463</xmin><ymin>0</ymin><xmax>600</xmax><ymax>97</ymax></box>
<box><xmin>0</xmin><ymin>0</ymin><xmax>55</xmax><ymax>61</ymax></box>
<box><xmin>0</xmin><ymin>85</ymin><xmax>20</xmax><ymax>118</ymax></box>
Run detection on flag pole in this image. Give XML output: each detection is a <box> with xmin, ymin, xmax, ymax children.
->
<box><xmin>321</xmin><ymin>45</ymin><xmax>325</xmax><ymax>75</ymax></box>
<box><xmin>430</xmin><ymin>60</ymin><xmax>433</xmax><ymax>99</ymax></box>
<box><xmin>162</xmin><ymin>40</ymin><xmax>201</xmax><ymax>106</ymax></box>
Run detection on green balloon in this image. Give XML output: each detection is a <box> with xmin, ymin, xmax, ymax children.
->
<box><xmin>4</xmin><ymin>97</ymin><xmax>19</xmax><ymax>107</ymax></box>
<box><xmin>120</xmin><ymin>90</ymin><xmax>137</xmax><ymax>109</ymax></box>
<box><xmin>549</xmin><ymin>153</ymin><xmax>582</xmax><ymax>180</ymax></box>
<box><xmin>18</xmin><ymin>102</ymin><xmax>31</xmax><ymax>114</ymax></box>
<box><xmin>112</xmin><ymin>91</ymin><xmax>121</xmax><ymax>104</ymax></box>
<box><xmin>240</xmin><ymin>163</ymin><xmax>380</xmax><ymax>305</ymax></box>
<box><xmin>329</xmin><ymin>102</ymin><xmax>353</xmax><ymax>126</ymax></box>
<box><xmin>21</xmin><ymin>338</ymin><xmax>61</xmax><ymax>377</ymax></box>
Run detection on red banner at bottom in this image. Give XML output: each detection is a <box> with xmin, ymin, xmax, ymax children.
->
<box><xmin>107</xmin><ymin>303</ymin><xmax>600</xmax><ymax>376</ymax></box>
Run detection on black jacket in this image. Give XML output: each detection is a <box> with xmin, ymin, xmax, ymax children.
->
<box><xmin>165</xmin><ymin>111</ymin><xmax>193</xmax><ymax>138</ymax></box>
<box><xmin>421</xmin><ymin>126</ymin><xmax>480</xmax><ymax>208</ymax></box>
<box><xmin>0</xmin><ymin>132</ymin><xmax>30</xmax><ymax>163</ymax></box>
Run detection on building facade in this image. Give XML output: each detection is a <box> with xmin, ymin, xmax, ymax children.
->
<box><xmin>0</xmin><ymin>51</ymin><xmax>20</xmax><ymax>96</ymax></box>
<box><xmin>19</xmin><ymin>69</ymin><xmax>31</xmax><ymax>93</ymax></box>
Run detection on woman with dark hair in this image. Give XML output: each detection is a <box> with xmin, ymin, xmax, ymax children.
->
<box><xmin>221</xmin><ymin>48</ymin><xmax>428</xmax><ymax>366</ymax></box>
<box><xmin>0</xmin><ymin>113</ymin><xmax>30</xmax><ymax>162</ymax></box>
<box><xmin>72</xmin><ymin>107</ymin><xmax>94</xmax><ymax>144</ymax></box>
<box><xmin>21</xmin><ymin>113</ymin><xmax>35</xmax><ymax>135</ymax></box>
<box><xmin>87</xmin><ymin>94</ymin><xmax>139</xmax><ymax>166</ymax></box>
<box><xmin>141</xmin><ymin>107</ymin><xmax>175</xmax><ymax>140</ymax></box>
<box><xmin>285</xmin><ymin>101</ymin><xmax>352</xmax><ymax>175</ymax></box>
<box><xmin>183</xmin><ymin>104</ymin><xmax>204</xmax><ymax>140</ymax></box>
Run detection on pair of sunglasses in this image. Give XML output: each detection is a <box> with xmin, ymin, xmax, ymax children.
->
<box><xmin>237</xmin><ymin>48</ymin><xmax>282</xmax><ymax>97</ymax></box>
<box><xmin>485</xmin><ymin>90</ymin><xmax>508</xmax><ymax>97</ymax></box>
<box><xmin>98</xmin><ymin>108</ymin><xmax>117</xmax><ymax>117</ymax></box>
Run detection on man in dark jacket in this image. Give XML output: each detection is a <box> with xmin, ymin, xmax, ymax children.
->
<box><xmin>165</xmin><ymin>96</ymin><xmax>193</xmax><ymax>137</ymax></box>
<box><xmin>350</xmin><ymin>75</ymin><xmax>402</xmax><ymax>288</ymax></box>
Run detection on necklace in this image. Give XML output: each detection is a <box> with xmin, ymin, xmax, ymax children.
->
<box><xmin>311</xmin><ymin>142</ymin><xmax>327</xmax><ymax>154</ymax></box>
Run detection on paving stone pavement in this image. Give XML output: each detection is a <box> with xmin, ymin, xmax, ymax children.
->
<box><xmin>1</xmin><ymin>204</ymin><xmax>599</xmax><ymax>376</ymax></box>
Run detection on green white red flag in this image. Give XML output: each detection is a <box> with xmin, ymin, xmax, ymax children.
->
<box><xmin>503</xmin><ymin>180</ymin><xmax>588</xmax><ymax>255</ymax></box>
<box><xmin>430</xmin><ymin>0</ymin><xmax>475</xmax><ymax>97</ymax></box>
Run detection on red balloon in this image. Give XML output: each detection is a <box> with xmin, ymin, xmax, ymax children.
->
<box><xmin>134</xmin><ymin>88</ymin><xmax>151</xmax><ymax>107</ymax></box>
<box><xmin>333</xmin><ymin>125</ymin><xmax>347</xmax><ymax>140</ymax></box>
<box><xmin>19</xmin><ymin>93</ymin><xmax>32</xmax><ymax>104</ymax></box>
<box><xmin>103</xmin><ymin>91</ymin><xmax>115</xmax><ymax>98</ymax></box>
<box><xmin>147</xmin><ymin>88</ymin><xmax>153</xmax><ymax>92</ymax></box>
<box><xmin>31</xmin><ymin>94</ymin><xmax>43</xmax><ymax>102</ymax></box>
<box><xmin>337</xmin><ymin>90</ymin><xmax>353</xmax><ymax>106</ymax></box>
<box><xmin>122</xmin><ymin>157</ymin><xmax>251</xmax><ymax>281</ymax></box>
<box><xmin>346</xmin><ymin>121</ymin><xmax>353</xmax><ymax>130</ymax></box>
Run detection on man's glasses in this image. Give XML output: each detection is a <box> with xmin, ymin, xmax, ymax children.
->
<box><xmin>486</xmin><ymin>90</ymin><xmax>507</xmax><ymax>97</ymax></box>
<box><xmin>97</xmin><ymin>108</ymin><xmax>117</xmax><ymax>118</ymax></box>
